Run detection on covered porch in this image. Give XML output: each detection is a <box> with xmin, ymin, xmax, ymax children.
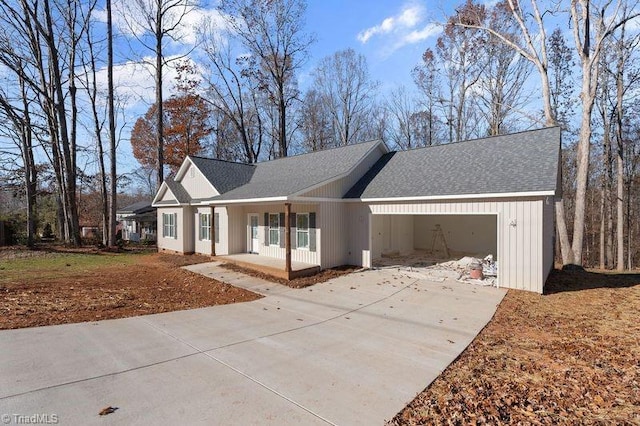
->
<box><xmin>216</xmin><ymin>253</ymin><xmax>320</xmax><ymax>280</ymax></box>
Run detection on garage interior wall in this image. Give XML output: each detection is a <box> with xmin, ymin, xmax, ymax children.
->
<box><xmin>414</xmin><ymin>215</ymin><xmax>497</xmax><ymax>257</ymax></box>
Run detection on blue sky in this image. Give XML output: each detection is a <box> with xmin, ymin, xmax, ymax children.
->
<box><xmin>98</xmin><ymin>0</ymin><xmax>450</xmax><ymax>176</ymax></box>
<box><xmin>304</xmin><ymin>0</ymin><xmax>443</xmax><ymax>90</ymax></box>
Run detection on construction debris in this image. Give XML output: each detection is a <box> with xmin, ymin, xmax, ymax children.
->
<box><xmin>373</xmin><ymin>251</ymin><xmax>498</xmax><ymax>287</ymax></box>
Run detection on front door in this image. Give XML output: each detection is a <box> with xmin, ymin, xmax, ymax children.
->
<box><xmin>249</xmin><ymin>214</ymin><xmax>259</xmax><ymax>253</ymax></box>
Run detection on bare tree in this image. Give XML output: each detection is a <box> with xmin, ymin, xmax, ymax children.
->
<box><xmin>218</xmin><ymin>0</ymin><xmax>314</xmax><ymax>157</ymax></box>
<box><xmin>568</xmin><ymin>0</ymin><xmax>640</xmax><ymax>266</ymax></box>
<box><xmin>311</xmin><ymin>48</ymin><xmax>379</xmax><ymax>146</ymax></box>
<box><xmin>298</xmin><ymin>89</ymin><xmax>332</xmax><ymax>151</ymax></box>
<box><xmin>119</xmin><ymin>0</ymin><xmax>197</xmax><ymax>190</ymax></box>
<box><xmin>199</xmin><ymin>20</ymin><xmax>264</xmax><ymax>163</ymax></box>
<box><xmin>386</xmin><ymin>85</ymin><xmax>418</xmax><ymax>150</ymax></box>
<box><xmin>0</xmin><ymin>77</ymin><xmax>37</xmax><ymax>246</ymax></box>
<box><xmin>412</xmin><ymin>49</ymin><xmax>443</xmax><ymax>146</ymax></box>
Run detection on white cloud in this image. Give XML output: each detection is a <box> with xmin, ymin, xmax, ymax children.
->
<box><xmin>357</xmin><ymin>2</ymin><xmax>424</xmax><ymax>44</ymax></box>
<box><xmin>94</xmin><ymin>0</ymin><xmax>226</xmax><ymax>46</ymax></box>
<box><xmin>401</xmin><ymin>23</ymin><xmax>441</xmax><ymax>45</ymax></box>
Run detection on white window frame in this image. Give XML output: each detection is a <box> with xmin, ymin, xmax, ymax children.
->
<box><xmin>162</xmin><ymin>213</ymin><xmax>176</xmax><ymax>239</ymax></box>
<box><xmin>269</xmin><ymin>213</ymin><xmax>279</xmax><ymax>246</ymax></box>
<box><xmin>199</xmin><ymin>213</ymin><xmax>211</xmax><ymax>241</ymax></box>
<box><xmin>296</xmin><ymin>213</ymin><xmax>309</xmax><ymax>250</ymax></box>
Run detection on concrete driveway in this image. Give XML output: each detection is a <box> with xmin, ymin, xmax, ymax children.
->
<box><xmin>0</xmin><ymin>268</ymin><xmax>506</xmax><ymax>425</ymax></box>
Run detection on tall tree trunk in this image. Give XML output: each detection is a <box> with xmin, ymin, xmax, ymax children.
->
<box><xmin>599</xmin><ymin>182</ymin><xmax>606</xmax><ymax>269</ymax></box>
<box><xmin>155</xmin><ymin>7</ymin><xmax>164</xmax><ymax>190</ymax></box>
<box><xmin>604</xmin><ymin>129</ymin><xmax>614</xmax><ymax>268</ymax></box>
<box><xmin>107</xmin><ymin>0</ymin><xmax>117</xmax><ymax>247</ymax></box>
<box><xmin>19</xmin><ymin>76</ymin><xmax>36</xmax><ymax>247</ymax></box>
<box><xmin>42</xmin><ymin>0</ymin><xmax>80</xmax><ymax>245</ymax></box>
<box><xmin>614</xmin><ymin>29</ymin><xmax>626</xmax><ymax>271</ymax></box>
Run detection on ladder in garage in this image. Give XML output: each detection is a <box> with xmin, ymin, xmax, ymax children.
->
<box><xmin>431</xmin><ymin>224</ymin><xmax>450</xmax><ymax>258</ymax></box>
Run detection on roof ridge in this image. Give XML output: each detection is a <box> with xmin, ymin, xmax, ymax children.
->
<box><xmin>189</xmin><ymin>155</ymin><xmax>256</xmax><ymax>167</ymax></box>
<box><xmin>391</xmin><ymin>126</ymin><xmax>560</xmax><ymax>154</ymax></box>
<box><xmin>256</xmin><ymin>139</ymin><xmax>382</xmax><ymax>165</ymax></box>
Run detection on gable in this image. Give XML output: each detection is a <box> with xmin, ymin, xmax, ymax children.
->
<box><xmin>152</xmin><ymin>182</ymin><xmax>179</xmax><ymax>206</ymax></box>
<box><xmin>299</xmin><ymin>143</ymin><xmax>387</xmax><ymax>198</ymax></box>
<box><xmin>177</xmin><ymin>161</ymin><xmax>219</xmax><ymax>200</ymax></box>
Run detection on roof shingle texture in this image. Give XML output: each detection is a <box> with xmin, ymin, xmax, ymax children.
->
<box><xmin>345</xmin><ymin>127</ymin><xmax>560</xmax><ymax>199</ymax></box>
<box><xmin>210</xmin><ymin>140</ymin><xmax>381</xmax><ymax>201</ymax></box>
<box><xmin>189</xmin><ymin>157</ymin><xmax>255</xmax><ymax>194</ymax></box>
<box><xmin>165</xmin><ymin>178</ymin><xmax>191</xmax><ymax>203</ymax></box>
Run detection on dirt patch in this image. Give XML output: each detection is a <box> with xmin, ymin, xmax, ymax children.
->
<box><xmin>219</xmin><ymin>263</ymin><xmax>360</xmax><ymax>288</ymax></box>
<box><xmin>0</xmin><ymin>252</ymin><xmax>261</xmax><ymax>330</ymax></box>
<box><xmin>390</xmin><ymin>269</ymin><xmax>640</xmax><ymax>425</ymax></box>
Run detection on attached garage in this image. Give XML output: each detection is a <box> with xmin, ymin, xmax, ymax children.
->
<box><xmin>345</xmin><ymin>127</ymin><xmax>561</xmax><ymax>293</ymax></box>
<box><xmin>371</xmin><ymin>214</ymin><xmax>497</xmax><ymax>260</ymax></box>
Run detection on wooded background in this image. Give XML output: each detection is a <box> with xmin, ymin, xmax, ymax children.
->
<box><xmin>0</xmin><ymin>0</ymin><xmax>638</xmax><ymax>270</ymax></box>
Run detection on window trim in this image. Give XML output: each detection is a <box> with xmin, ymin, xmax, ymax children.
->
<box><xmin>199</xmin><ymin>213</ymin><xmax>211</xmax><ymax>241</ymax></box>
<box><xmin>268</xmin><ymin>213</ymin><xmax>279</xmax><ymax>246</ymax></box>
<box><xmin>162</xmin><ymin>212</ymin><xmax>176</xmax><ymax>239</ymax></box>
<box><xmin>296</xmin><ymin>212</ymin><xmax>309</xmax><ymax>250</ymax></box>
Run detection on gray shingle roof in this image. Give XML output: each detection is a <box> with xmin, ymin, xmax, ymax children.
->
<box><xmin>118</xmin><ymin>200</ymin><xmax>152</xmax><ymax>214</ymax></box>
<box><xmin>165</xmin><ymin>178</ymin><xmax>191</xmax><ymax>203</ymax></box>
<box><xmin>212</xmin><ymin>140</ymin><xmax>382</xmax><ymax>201</ymax></box>
<box><xmin>189</xmin><ymin>156</ymin><xmax>255</xmax><ymax>193</ymax></box>
<box><xmin>345</xmin><ymin>127</ymin><xmax>560</xmax><ymax>199</ymax></box>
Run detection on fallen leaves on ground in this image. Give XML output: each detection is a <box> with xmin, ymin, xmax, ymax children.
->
<box><xmin>390</xmin><ymin>269</ymin><xmax>640</xmax><ymax>425</ymax></box>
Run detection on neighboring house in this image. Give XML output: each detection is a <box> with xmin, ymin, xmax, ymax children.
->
<box><xmin>80</xmin><ymin>225</ymin><xmax>99</xmax><ymax>239</ymax></box>
<box><xmin>152</xmin><ymin>127</ymin><xmax>561</xmax><ymax>293</ymax></box>
<box><xmin>116</xmin><ymin>201</ymin><xmax>157</xmax><ymax>242</ymax></box>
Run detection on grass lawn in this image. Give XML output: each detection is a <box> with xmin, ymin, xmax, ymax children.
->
<box><xmin>391</xmin><ymin>269</ymin><xmax>640</xmax><ymax>425</ymax></box>
<box><xmin>0</xmin><ymin>251</ymin><xmax>141</xmax><ymax>283</ymax></box>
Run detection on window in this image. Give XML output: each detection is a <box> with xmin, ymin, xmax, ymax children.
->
<box><xmin>269</xmin><ymin>213</ymin><xmax>279</xmax><ymax>246</ymax></box>
<box><xmin>214</xmin><ymin>213</ymin><xmax>220</xmax><ymax>244</ymax></box>
<box><xmin>162</xmin><ymin>213</ymin><xmax>176</xmax><ymax>239</ymax></box>
<box><xmin>296</xmin><ymin>213</ymin><xmax>309</xmax><ymax>249</ymax></box>
<box><xmin>199</xmin><ymin>213</ymin><xmax>211</xmax><ymax>241</ymax></box>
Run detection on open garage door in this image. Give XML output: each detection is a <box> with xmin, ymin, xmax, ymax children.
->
<box><xmin>371</xmin><ymin>214</ymin><xmax>498</xmax><ymax>271</ymax></box>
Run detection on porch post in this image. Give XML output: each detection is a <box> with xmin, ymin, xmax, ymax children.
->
<box><xmin>285</xmin><ymin>203</ymin><xmax>291</xmax><ymax>274</ymax></box>
<box><xmin>210</xmin><ymin>205</ymin><xmax>216</xmax><ymax>257</ymax></box>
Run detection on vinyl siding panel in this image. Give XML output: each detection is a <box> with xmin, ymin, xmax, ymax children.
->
<box><xmin>227</xmin><ymin>206</ymin><xmax>246</xmax><ymax>254</ymax></box>
<box><xmin>367</xmin><ymin>197</ymin><xmax>550</xmax><ymax>293</ymax></box>
<box><xmin>347</xmin><ymin>203</ymin><xmax>372</xmax><ymax>267</ymax></box>
<box><xmin>194</xmin><ymin>206</ymin><xmax>229</xmax><ymax>255</ymax></box>
<box><xmin>318</xmin><ymin>202</ymin><xmax>348</xmax><ymax>268</ymax></box>
<box><xmin>179</xmin><ymin>162</ymin><xmax>219</xmax><ymax>200</ymax></box>
<box><xmin>157</xmin><ymin>206</ymin><xmax>194</xmax><ymax>253</ymax></box>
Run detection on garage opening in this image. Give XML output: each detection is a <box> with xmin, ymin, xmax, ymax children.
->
<box><xmin>371</xmin><ymin>214</ymin><xmax>498</xmax><ymax>283</ymax></box>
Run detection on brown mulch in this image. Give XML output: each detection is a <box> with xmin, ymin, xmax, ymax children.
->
<box><xmin>390</xmin><ymin>268</ymin><xmax>640</xmax><ymax>425</ymax></box>
<box><xmin>0</xmin><ymin>253</ymin><xmax>261</xmax><ymax>330</ymax></box>
<box><xmin>219</xmin><ymin>262</ymin><xmax>360</xmax><ymax>288</ymax></box>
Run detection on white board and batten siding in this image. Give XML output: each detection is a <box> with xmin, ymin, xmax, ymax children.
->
<box><xmin>193</xmin><ymin>206</ymin><xmax>229</xmax><ymax>256</ymax></box>
<box><xmin>317</xmin><ymin>202</ymin><xmax>348</xmax><ymax>269</ymax></box>
<box><xmin>366</xmin><ymin>197</ymin><xmax>550</xmax><ymax>293</ymax></box>
<box><xmin>179</xmin><ymin>162</ymin><xmax>219</xmax><ymax>200</ymax></box>
<box><xmin>157</xmin><ymin>206</ymin><xmax>194</xmax><ymax>253</ymax></box>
